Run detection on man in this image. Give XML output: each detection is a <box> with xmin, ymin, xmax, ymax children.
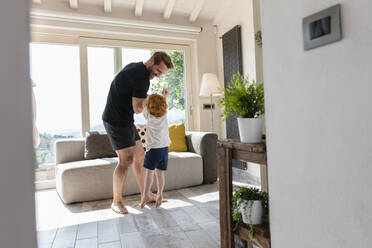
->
<box><xmin>102</xmin><ymin>52</ymin><xmax>174</xmax><ymax>214</ymax></box>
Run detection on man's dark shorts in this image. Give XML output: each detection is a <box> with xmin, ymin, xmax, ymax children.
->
<box><xmin>144</xmin><ymin>147</ymin><xmax>168</xmax><ymax>171</ymax></box>
<box><xmin>103</xmin><ymin>121</ymin><xmax>140</xmax><ymax>151</ymax></box>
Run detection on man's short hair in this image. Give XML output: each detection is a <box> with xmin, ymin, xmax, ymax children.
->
<box><xmin>147</xmin><ymin>94</ymin><xmax>167</xmax><ymax>118</ymax></box>
<box><xmin>151</xmin><ymin>52</ymin><xmax>174</xmax><ymax>69</ymax></box>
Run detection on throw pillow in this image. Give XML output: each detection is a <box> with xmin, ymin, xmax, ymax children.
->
<box><xmin>84</xmin><ymin>131</ymin><xmax>117</xmax><ymax>159</ymax></box>
<box><xmin>168</xmin><ymin>123</ymin><xmax>187</xmax><ymax>152</ymax></box>
<box><xmin>136</xmin><ymin>124</ymin><xmax>147</xmax><ymax>151</ymax></box>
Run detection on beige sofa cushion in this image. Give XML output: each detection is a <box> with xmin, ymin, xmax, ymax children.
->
<box><xmin>56</xmin><ymin>159</ymin><xmax>117</xmax><ymax>204</ymax></box>
<box><xmin>56</xmin><ymin>152</ymin><xmax>203</xmax><ymax>204</ymax></box>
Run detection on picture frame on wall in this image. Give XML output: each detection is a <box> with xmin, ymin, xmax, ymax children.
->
<box><xmin>302</xmin><ymin>4</ymin><xmax>342</xmax><ymax>51</ymax></box>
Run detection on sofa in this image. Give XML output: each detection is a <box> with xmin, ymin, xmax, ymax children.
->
<box><xmin>55</xmin><ymin>131</ymin><xmax>217</xmax><ymax>204</ymax></box>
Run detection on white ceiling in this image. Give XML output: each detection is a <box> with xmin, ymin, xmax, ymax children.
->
<box><xmin>33</xmin><ymin>0</ymin><xmax>227</xmax><ymax>22</ymax></box>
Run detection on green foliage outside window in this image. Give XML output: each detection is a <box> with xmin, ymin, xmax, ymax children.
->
<box><xmin>150</xmin><ymin>51</ymin><xmax>185</xmax><ymax>110</ymax></box>
<box><xmin>35</xmin><ymin>133</ymin><xmax>72</xmax><ymax>168</ymax></box>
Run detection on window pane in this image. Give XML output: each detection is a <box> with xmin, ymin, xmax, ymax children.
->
<box><xmin>122</xmin><ymin>48</ymin><xmax>151</xmax><ymax>67</ymax></box>
<box><xmin>30</xmin><ymin>43</ymin><xmax>81</xmax><ymax>168</ymax></box>
<box><xmin>158</xmin><ymin>50</ymin><xmax>186</xmax><ymax>125</ymax></box>
<box><xmin>87</xmin><ymin>47</ymin><xmax>115</xmax><ymax>131</ymax></box>
<box><xmin>121</xmin><ymin>48</ymin><xmax>186</xmax><ymax>125</ymax></box>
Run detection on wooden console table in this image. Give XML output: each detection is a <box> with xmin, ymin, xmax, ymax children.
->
<box><xmin>218</xmin><ymin>139</ymin><xmax>270</xmax><ymax>248</ymax></box>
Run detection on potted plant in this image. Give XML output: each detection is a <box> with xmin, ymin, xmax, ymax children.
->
<box><xmin>220</xmin><ymin>72</ymin><xmax>265</xmax><ymax>143</ymax></box>
<box><xmin>232</xmin><ymin>186</ymin><xmax>268</xmax><ymax>241</ymax></box>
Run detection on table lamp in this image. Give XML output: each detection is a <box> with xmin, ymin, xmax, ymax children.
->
<box><xmin>199</xmin><ymin>73</ymin><xmax>222</xmax><ymax>132</ymax></box>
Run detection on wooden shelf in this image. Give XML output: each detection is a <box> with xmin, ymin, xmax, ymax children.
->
<box><xmin>235</xmin><ymin>223</ymin><xmax>270</xmax><ymax>248</ymax></box>
<box><xmin>218</xmin><ymin>139</ymin><xmax>267</xmax><ymax>166</ymax></box>
<box><xmin>218</xmin><ymin>139</ymin><xmax>270</xmax><ymax>248</ymax></box>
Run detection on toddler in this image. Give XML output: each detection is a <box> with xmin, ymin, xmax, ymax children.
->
<box><xmin>140</xmin><ymin>89</ymin><xmax>170</xmax><ymax>208</ymax></box>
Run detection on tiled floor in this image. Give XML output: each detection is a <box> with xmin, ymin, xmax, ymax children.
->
<box><xmin>35</xmin><ymin>183</ymin><xmax>220</xmax><ymax>248</ymax></box>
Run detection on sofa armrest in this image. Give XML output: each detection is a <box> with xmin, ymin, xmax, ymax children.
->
<box><xmin>186</xmin><ymin>131</ymin><xmax>218</xmax><ymax>184</ymax></box>
<box><xmin>55</xmin><ymin>138</ymin><xmax>85</xmax><ymax>164</ymax></box>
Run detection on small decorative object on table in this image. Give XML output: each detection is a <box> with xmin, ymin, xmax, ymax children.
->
<box><xmin>220</xmin><ymin>72</ymin><xmax>265</xmax><ymax>143</ymax></box>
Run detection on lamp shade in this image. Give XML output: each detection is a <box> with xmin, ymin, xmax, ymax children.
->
<box><xmin>199</xmin><ymin>73</ymin><xmax>222</xmax><ymax>96</ymax></box>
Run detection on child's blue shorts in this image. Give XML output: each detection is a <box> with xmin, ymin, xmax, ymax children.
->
<box><xmin>143</xmin><ymin>147</ymin><xmax>168</xmax><ymax>171</ymax></box>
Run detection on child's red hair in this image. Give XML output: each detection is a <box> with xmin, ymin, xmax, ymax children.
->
<box><xmin>147</xmin><ymin>94</ymin><xmax>167</xmax><ymax>117</ymax></box>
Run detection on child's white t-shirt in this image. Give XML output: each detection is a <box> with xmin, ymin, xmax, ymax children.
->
<box><xmin>142</xmin><ymin>107</ymin><xmax>171</xmax><ymax>151</ymax></box>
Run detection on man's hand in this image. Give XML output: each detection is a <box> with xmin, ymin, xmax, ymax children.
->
<box><xmin>162</xmin><ymin>88</ymin><xmax>169</xmax><ymax>98</ymax></box>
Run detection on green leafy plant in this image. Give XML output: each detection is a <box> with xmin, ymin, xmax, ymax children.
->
<box><xmin>220</xmin><ymin>72</ymin><xmax>265</xmax><ymax>120</ymax></box>
<box><xmin>232</xmin><ymin>186</ymin><xmax>268</xmax><ymax>240</ymax></box>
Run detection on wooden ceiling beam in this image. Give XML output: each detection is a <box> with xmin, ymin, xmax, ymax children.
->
<box><xmin>163</xmin><ymin>0</ymin><xmax>176</xmax><ymax>20</ymax></box>
<box><xmin>104</xmin><ymin>0</ymin><xmax>112</xmax><ymax>13</ymax></box>
<box><xmin>69</xmin><ymin>0</ymin><xmax>78</xmax><ymax>9</ymax></box>
<box><xmin>189</xmin><ymin>0</ymin><xmax>207</xmax><ymax>22</ymax></box>
<box><xmin>135</xmin><ymin>0</ymin><xmax>145</xmax><ymax>17</ymax></box>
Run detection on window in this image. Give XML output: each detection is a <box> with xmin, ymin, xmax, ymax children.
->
<box><xmin>149</xmin><ymin>50</ymin><xmax>187</xmax><ymax>126</ymax></box>
<box><xmin>86</xmin><ymin>46</ymin><xmax>186</xmax><ymax>128</ymax></box>
<box><xmin>87</xmin><ymin>46</ymin><xmax>115</xmax><ymax>131</ymax></box>
<box><xmin>30</xmin><ymin>37</ymin><xmax>192</xmax><ymax>169</ymax></box>
<box><xmin>121</xmin><ymin>48</ymin><xmax>186</xmax><ymax>125</ymax></box>
<box><xmin>30</xmin><ymin>43</ymin><xmax>81</xmax><ymax>168</ymax></box>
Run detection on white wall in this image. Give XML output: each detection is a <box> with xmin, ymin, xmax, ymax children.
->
<box><xmin>213</xmin><ymin>0</ymin><xmax>263</xmax><ymax>137</ymax></box>
<box><xmin>262</xmin><ymin>0</ymin><xmax>372</xmax><ymax>247</ymax></box>
<box><xmin>194</xmin><ymin>23</ymin><xmax>219</xmax><ymax>133</ymax></box>
<box><xmin>0</xmin><ymin>1</ymin><xmax>37</xmax><ymax>247</ymax></box>
<box><xmin>197</xmin><ymin>24</ymin><xmax>220</xmax><ymax>134</ymax></box>
<box><xmin>213</xmin><ymin>0</ymin><xmax>262</xmax><ymax>179</ymax></box>
<box><xmin>214</xmin><ymin>0</ymin><xmax>258</xmax><ymax>84</ymax></box>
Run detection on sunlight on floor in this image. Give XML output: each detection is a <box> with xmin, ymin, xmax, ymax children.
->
<box><xmin>35</xmin><ymin>183</ymin><xmax>220</xmax><ymax>248</ymax></box>
<box><xmin>189</xmin><ymin>192</ymin><xmax>219</xmax><ymax>203</ymax></box>
<box><xmin>35</xmin><ymin>183</ymin><xmax>219</xmax><ymax>231</ymax></box>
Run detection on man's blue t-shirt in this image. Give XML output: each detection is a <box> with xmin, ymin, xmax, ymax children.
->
<box><xmin>102</xmin><ymin>62</ymin><xmax>150</xmax><ymax>127</ymax></box>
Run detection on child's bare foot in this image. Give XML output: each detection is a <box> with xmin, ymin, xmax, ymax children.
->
<box><xmin>149</xmin><ymin>192</ymin><xmax>168</xmax><ymax>203</ymax></box>
<box><xmin>140</xmin><ymin>194</ymin><xmax>151</xmax><ymax>208</ymax></box>
<box><xmin>111</xmin><ymin>201</ymin><xmax>128</xmax><ymax>214</ymax></box>
<box><xmin>155</xmin><ymin>194</ymin><xmax>163</xmax><ymax>208</ymax></box>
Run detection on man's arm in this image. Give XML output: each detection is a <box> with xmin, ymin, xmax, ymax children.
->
<box><xmin>132</xmin><ymin>97</ymin><xmax>147</xmax><ymax>114</ymax></box>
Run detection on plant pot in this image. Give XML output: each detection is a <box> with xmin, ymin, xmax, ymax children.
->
<box><xmin>237</xmin><ymin>117</ymin><xmax>264</xmax><ymax>143</ymax></box>
<box><xmin>239</xmin><ymin>200</ymin><xmax>263</xmax><ymax>225</ymax></box>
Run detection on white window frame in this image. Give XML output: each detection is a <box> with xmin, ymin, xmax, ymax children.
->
<box><xmin>79</xmin><ymin>37</ymin><xmax>194</xmax><ymax>136</ymax></box>
<box><xmin>30</xmin><ymin>34</ymin><xmax>195</xmax><ymax>139</ymax></box>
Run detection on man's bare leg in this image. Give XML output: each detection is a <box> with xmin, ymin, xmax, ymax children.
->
<box><xmin>155</xmin><ymin>169</ymin><xmax>165</xmax><ymax>208</ymax></box>
<box><xmin>112</xmin><ymin>147</ymin><xmax>134</xmax><ymax>214</ymax></box>
<box><xmin>132</xmin><ymin>140</ymin><xmax>146</xmax><ymax>195</ymax></box>
<box><xmin>140</xmin><ymin>169</ymin><xmax>154</xmax><ymax>208</ymax></box>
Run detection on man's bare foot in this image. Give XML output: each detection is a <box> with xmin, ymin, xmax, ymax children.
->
<box><xmin>111</xmin><ymin>201</ymin><xmax>128</xmax><ymax>214</ymax></box>
<box><xmin>155</xmin><ymin>194</ymin><xmax>163</xmax><ymax>208</ymax></box>
<box><xmin>140</xmin><ymin>194</ymin><xmax>151</xmax><ymax>208</ymax></box>
<box><xmin>149</xmin><ymin>192</ymin><xmax>168</xmax><ymax>203</ymax></box>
